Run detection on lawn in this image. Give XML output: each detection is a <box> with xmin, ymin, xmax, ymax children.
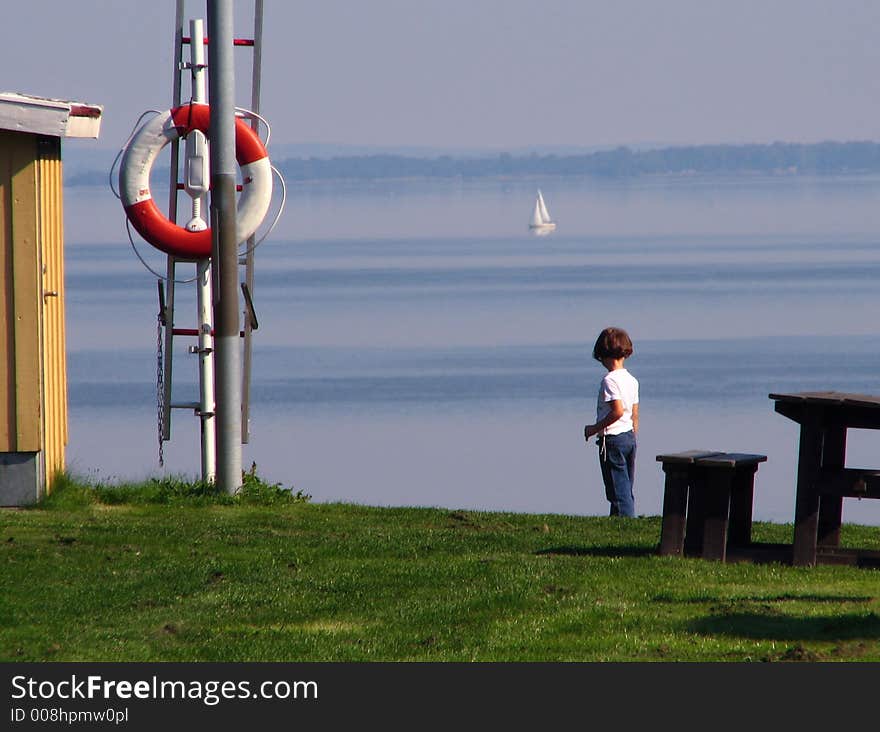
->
<box><xmin>2</xmin><ymin>475</ymin><xmax>880</xmax><ymax>662</ymax></box>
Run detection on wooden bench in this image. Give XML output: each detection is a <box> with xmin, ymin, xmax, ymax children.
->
<box><xmin>656</xmin><ymin>451</ymin><xmax>767</xmax><ymax>562</ymax></box>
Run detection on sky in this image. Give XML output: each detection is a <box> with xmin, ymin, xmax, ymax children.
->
<box><xmin>2</xmin><ymin>1</ymin><xmax>880</xmax><ymax>153</ymax></box>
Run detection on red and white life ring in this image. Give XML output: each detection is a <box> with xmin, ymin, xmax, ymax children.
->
<box><xmin>119</xmin><ymin>102</ymin><xmax>272</xmax><ymax>259</ymax></box>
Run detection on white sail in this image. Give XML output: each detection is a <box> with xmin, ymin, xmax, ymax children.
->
<box><xmin>529</xmin><ymin>190</ymin><xmax>556</xmax><ymax>231</ymax></box>
<box><xmin>537</xmin><ymin>190</ymin><xmax>552</xmax><ymax>223</ymax></box>
<box><xmin>530</xmin><ymin>198</ymin><xmax>544</xmax><ymax>228</ymax></box>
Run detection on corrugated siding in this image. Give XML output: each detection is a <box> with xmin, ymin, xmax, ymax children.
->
<box><xmin>0</xmin><ymin>131</ymin><xmax>68</xmax><ymax>495</ymax></box>
<box><xmin>0</xmin><ymin>134</ymin><xmax>13</xmax><ymax>449</ymax></box>
<box><xmin>0</xmin><ymin>131</ymin><xmax>41</xmax><ymax>455</ymax></box>
<box><xmin>37</xmin><ymin>136</ymin><xmax>66</xmax><ymax>490</ymax></box>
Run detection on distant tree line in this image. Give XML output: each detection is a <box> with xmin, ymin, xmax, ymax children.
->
<box><xmin>66</xmin><ymin>141</ymin><xmax>880</xmax><ymax>186</ymax></box>
<box><xmin>275</xmin><ymin>142</ymin><xmax>880</xmax><ymax>181</ymax></box>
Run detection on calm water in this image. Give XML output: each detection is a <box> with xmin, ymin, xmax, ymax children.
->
<box><xmin>63</xmin><ymin>174</ymin><xmax>880</xmax><ymax>525</ymax></box>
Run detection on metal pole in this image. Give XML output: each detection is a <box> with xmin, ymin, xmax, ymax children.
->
<box><xmin>207</xmin><ymin>0</ymin><xmax>242</xmax><ymax>494</ymax></box>
<box><xmin>187</xmin><ymin>18</ymin><xmax>216</xmax><ymax>483</ymax></box>
<box><xmin>241</xmin><ymin>0</ymin><xmax>263</xmax><ymax>444</ymax></box>
<box><xmin>196</xmin><ymin>259</ymin><xmax>216</xmax><ymax>481</ymax></box>
<box><xmin>162</xmin><ymin>0</ymin><xmax>187</xmax><ymax>443</ymax></box>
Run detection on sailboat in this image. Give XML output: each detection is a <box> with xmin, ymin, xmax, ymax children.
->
<box><xmin>528</xmin><ymin>189</ymin><xmax>556</xmax><ymax>233</ymax></box>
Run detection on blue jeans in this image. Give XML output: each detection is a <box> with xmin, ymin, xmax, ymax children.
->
<box><xmin>599</xmin><ymin>431</ymin><xmax>637</xmax><ymax>517</ymax></box>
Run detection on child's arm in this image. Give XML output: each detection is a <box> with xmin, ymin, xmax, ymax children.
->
<box><xmin>632</xmin><ymin>403</ymin><xmax>639</xmax><ymax>435</ymax></box>
<box><xmin>584</xmin><ymin>399</ymin><xmax>624</xmax><ymax>440</ymax></box>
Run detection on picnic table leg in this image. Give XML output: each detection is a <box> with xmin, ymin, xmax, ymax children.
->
<box><xmin>659</xmin><ymin>464</ymin><xmax>689</xmax><ymax>556</ymax></box>
<box><xmin>728</xmin><ymin>465</ymin><xmax>757</xmax><ymax>547</ymax></box>
<box><xmin>793</xmin><ymin>415</ymin><xmax>823</xmax><ymax>567</ymax></box>
<box><xmin>684</xmin><ymin>468</ymin><xmax>707</xmax><ymax>557</ymax></box>
<box><xmin>701</xmin><ymin>469</ymin><xmax>732</xmax><ymax>561</ymax></box>
<box><xmin>817</xmin><ymin>424</ymin><xmax>846</xmax><ymax>548</ymax></box>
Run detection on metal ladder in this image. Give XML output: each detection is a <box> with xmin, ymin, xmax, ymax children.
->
<box><xmin>158</xmin><ymin>0</ymin><xmax>265</xmax><ymax>478</ymax></box>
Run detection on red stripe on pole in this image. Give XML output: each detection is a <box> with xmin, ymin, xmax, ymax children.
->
<box><xmin>181</xmin><ymin>36</ymin><xmax>255</xmax><ymax>46</ymax></box>
<box><xmin>171</xmin><ymin>328</ymin><xmax>247</xmax><ymax>337</ymax></box>
<box><xmin>177</xmin><ymin>183</ymin><xmax>243</xmax><ymax>191</ymax></box>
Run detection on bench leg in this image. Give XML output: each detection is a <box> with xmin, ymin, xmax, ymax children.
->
<box><xmin>793</xmin><ymin>417</ymin><xmax>823</xmax><ymax>567</ymax></box>
<box><xmin>659</xmin><ymin>465</ymin><xmax>689</xmax><ymax>556</ymax></box>
<box><xmin>817</xmin><ymin>424</ymin><xmax>846</xmax><ymax>548</ymax></box>
<box><xmin>701</xmin><ymin>469</ymin><xmax>732</xmax><ymax>561</ymax></box>
<box><xmin>728</xmin><ymin>466</ymin><xmax>756</xmax><ymax>547</ymax></box>
<box><xmin>817</xmin><ymin>496</ymin><xmax>843</xmax><ymax>547</ymax></box>
<box><xmin>684</xmin><ymin>470</ymin><xmax>707</xmax><ymax>557</ymax></box>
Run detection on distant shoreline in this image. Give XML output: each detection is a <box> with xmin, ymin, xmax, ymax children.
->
<box><xmin>68</xmin><ymin>140</ymin><xmax>880</xmax><ymax>187</ymax></box>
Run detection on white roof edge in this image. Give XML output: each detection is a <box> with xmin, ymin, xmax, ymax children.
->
<box><xmin>0</xmin><ymin>92</ymin><xmax>103</xmax><ymax>139</ymax></box>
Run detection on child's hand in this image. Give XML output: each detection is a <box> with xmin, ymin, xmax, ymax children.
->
<box><xmin>584</xmin><ymin>424</ymin><xmax>595</xmax><ymax>441</ymax></box>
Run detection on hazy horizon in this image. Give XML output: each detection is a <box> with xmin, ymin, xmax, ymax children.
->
<box><xmin>4</xmin><ymin>1</ymin><xmax>880</xmax><ymax>154</ymax></box>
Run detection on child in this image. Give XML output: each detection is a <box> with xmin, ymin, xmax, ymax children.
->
<box><xmin>584</xmin><ymin>327</ymin><xmax>639</xmax><ymax>517</ymax></box>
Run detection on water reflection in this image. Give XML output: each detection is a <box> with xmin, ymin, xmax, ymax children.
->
<box><xmin>529</xmin><ymin>227</ymin><xmax>554</xmax><ymax>238</ymax></box>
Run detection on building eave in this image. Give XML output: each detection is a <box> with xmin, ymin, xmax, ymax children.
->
<box><xmin>0</xmin><ymin>92</ymin><xmax>103</xmax><ymax>139</ymax></box>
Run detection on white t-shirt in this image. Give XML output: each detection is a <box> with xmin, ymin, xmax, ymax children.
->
<box><xmin>596</xmin><ymin>368</ymin><xmax>639</xmax><ymax>435</ymax></box>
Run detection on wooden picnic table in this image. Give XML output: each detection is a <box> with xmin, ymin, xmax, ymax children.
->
<box><xmin>770</xmin><ymin>391</ymin><xmax>880</xmax><ymax>567</ymax></box>
<box><xmin>656</xmin><ymin>450</ymin><xmax>766</xmax><ymax>562</ymax></box>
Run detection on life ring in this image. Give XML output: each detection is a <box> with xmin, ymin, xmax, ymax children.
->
<box><xmin>119</xmin><ymin>102</ymin><xmax>272</xmax><ymax>259</ymax></box>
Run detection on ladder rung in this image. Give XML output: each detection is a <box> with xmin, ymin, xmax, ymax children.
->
<box><xmin>181</xmin><ymin>36</ymin><xmax>255</xmax><ymax>46</ymax></box>
<box><xmin>176</xmin><ymin>183</ymin><xmax>244</xmax><ymax>191</ymax></box>
<box><xmin>172</xmin><ymin>327</ymin><xmax>247</xmax><ymax>338</ymax></box>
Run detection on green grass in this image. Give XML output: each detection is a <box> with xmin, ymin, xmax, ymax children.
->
<box><xmin>2</xmin><ymin>473</ymin><xmax>880</xmax><ymax>662</ymax></box>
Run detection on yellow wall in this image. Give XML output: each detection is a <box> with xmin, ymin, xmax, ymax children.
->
<box><xmin>0</xmin><ymin>130</ymin><xmax>67</xmax><ymax>493</ymax></box>
<box><xmin>37</xmin><ymin>136</ymin><xmax>67</xmax><ymax>486</ymax></box>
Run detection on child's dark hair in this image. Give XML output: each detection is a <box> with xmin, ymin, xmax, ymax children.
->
<box><xmin>592</xmin><ymin>327</ymin><xmax>634</xmax><ymax>361</ymax></box>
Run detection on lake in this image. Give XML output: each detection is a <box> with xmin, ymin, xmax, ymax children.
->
<box><xmin>63</xmin><ymin>173</ymin><xmax>880</xmax><ymax>525</ymax></box>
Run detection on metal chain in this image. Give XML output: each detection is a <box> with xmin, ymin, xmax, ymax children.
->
<box><xmin>157</xmin><ymin>312</ymin><xmax>165</xmax><ymax>467</ymax></box>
